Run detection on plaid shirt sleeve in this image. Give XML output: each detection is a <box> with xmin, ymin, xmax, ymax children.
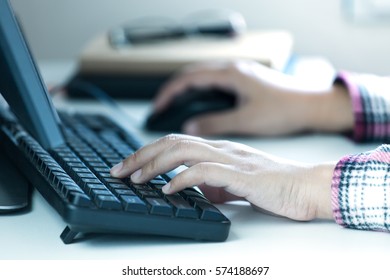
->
<box><xmin>335</xmin><ymin>71</ymin><xmax>390</xmax><ymax>142</ymax></box>
<box><xmin>331</xmin><ymin>72</ymin><xmax>390</xmax><ymax>231</ymax></box>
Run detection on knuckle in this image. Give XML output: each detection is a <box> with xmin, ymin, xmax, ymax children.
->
<box><xmin>240</xmin><ymin>162</ymin><xmax>258</xmax><ymax>173</ymax></box>
<box><xmin>163</xmin><ymin>133</ymin><xmax>183</xmax><ymax>144</ymax></box>
<box><xmin>129</xmin><ymin>150</ymin><xmax>139</xmax><ymax>163</ymax></box>
<box><xmin>214</xmin><ymin>140</ymin><xmax>245</xmax><ymax>155</ymax></box>
<box><xmin>227</xmin><ymin>142</ymin><xmax>251</xmax><ymax>156</ymax></box>
<box><xmin>145</xmin><ymin>158</ymin><xmax>158</xmax><ymax>175</ymax></box>
<box><xmin>196</xmin><ymin>162</ymin><xmax>211</xmax><ymax>177</ymax></box>
<box><xmin>233</xmin><ymin>148</ymin><xmax>251</xmax><ymax>157</ymax></box>
<box><xmin>172</xmin><ymin>139</ymin><xmax>193</xmax><ymax>153</ymax></box>
<box><xmin>214</xmin><ymin>140</ymin><xmax>231</xmax><ymax>148</ymax></box>
<box><xmin>122</xmin><ymin>153</ymin><xmax>136</xmax><ymax>169</ymax></box>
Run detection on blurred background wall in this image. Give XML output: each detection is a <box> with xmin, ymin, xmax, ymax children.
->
<box><xmin>10</xmin><ymin>0</ymin><xmax>390</xmax><ymax>74</ymax></box>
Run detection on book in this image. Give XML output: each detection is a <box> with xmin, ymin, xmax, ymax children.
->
<box><xmin>68</xmin><ymin>30</ymin><xmax>293</xmax><ymax>99</ymax></box>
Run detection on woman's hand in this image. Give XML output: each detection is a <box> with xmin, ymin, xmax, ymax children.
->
<box><xmin>111</xmin><ymin>134</ymin><xmax>335</xmax><ymax>221</ymax></box>
<box><xmin>153</xmin><ymin>60</ymin><xmax>354</xmax><ymax>136</ymax></box>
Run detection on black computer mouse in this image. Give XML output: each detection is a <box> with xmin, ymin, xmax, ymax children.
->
<box><xmin>145</xmin><ymin>88</ymin><xmax>237</xmax><ymax>132</ymax></box>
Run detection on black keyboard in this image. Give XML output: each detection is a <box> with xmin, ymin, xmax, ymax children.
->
<box><xmin>0</xmin><ymin>111</ymin><xmax>230</xmax><ymax>243</ymax></box>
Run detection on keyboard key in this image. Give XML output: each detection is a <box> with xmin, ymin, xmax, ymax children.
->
<box><xmin>138</xmin><ymin>190</ymin><xmax>160</xmax><ymax>198</ymax></box>
<box><xmin>148</xmin><ymin>178</ymin><xmax>167</xmax><ymax>190</ymax></box>
<box><xmin>106</xmin><ymin>161</ymin><xmax>121</xmax><ymax>168</ymax></box>
<box><xmin>93</xmin><ymin>167</ymin><xmax>111</xmax><ymax>173</ymax></box>
<box><xmin>132</xmin><ymin>184</ymin><xmax>152</xmax><ymax>191</ymax></box>
<box><xmin>83</xmin><ymin>156</ymin><xmax>103</xmax><ymax>163</ymax></box>
<box><xmin>53</xmin><ymin>174</ymin><xmax>72</xmax><ymax>190</ymax></box>
<box><xmin>190</xmin><ymin>198</ymin><xmax>226</xmax><ymax>222</ymax></box>
<box><xmin>149</xmin><ymin>178</ymin><xmax>166</xmax><ymax>185</ymax></box>
<box><xmin>95</xmin><ymin>195</ymin><xmax>122</xmax><ymax>210</ymax></box>
<box><xmin>62</xmin><ymin>156</ymin><xmax>80</xmax><ymax>163</ymax></box>
<box><xmin>113</xmin><ymin>189</ymin><xmax>136</xmax><ymax>197</ymax></box>
<box><xmin>80</xmin><ymin>178</ymin><xmax>101</xmax><ymax>185</ymax></box>
<box><xmin>65</xmin><ymin>162</ymin><xmax>86</xmax><ymax>168</ymax></box>
<box><xmin>68</xmin><ymin>192</ymin><xmax>94</xmax><ymax>208</ymax></box>
<box><xmin>150</xmin><ymin>184</ymin><xmax>164</xmax><ymax>191</ymax></box>
<box><xmin>102</xmin><ymin>178</ymin><xmax>123</xmax><ymax>184</ymax></box>
<box><xmin>77</xmin><ymin>172</ymin><xmax>97</xmax><ymax>179</ymax></box>
<box><xmin>71</xmin><ymin>167</ymin><xmax>90</xmax><ymax>173</ymax></box>
<box><xmin>108</xmin><ymin>183</ymin><xmax>129</xmax><ymax>190</ymax></box>
<box><xmin>146</xmin><ymin>198</ymin><xmax>173</xmax><ymax>216</ymax></box>
<box><xmin>97</xmin><ymin>172</ymin><xmax>111</xmax><ymax>178</ymax></box>
<box><xmin>104</xmin><ymin>157</ymin><xmax>122</xmax><ymax>163</ymax></box>
<box><xmin>166</xmin><ymin>195</ymin><xmax>198</xmax><ymax>219</ymax></box>
<box><xmin>91</xmin><ymin>189</ymin><xmax>112</xmax><ymax>199</ymax></box>
<box><xmin>121</xmin><ymin>196</ymin><xmax>148</xmax><ymax>213</ymax></box>
<box><xmin>86</xmin><ymin>182</ymin><xmax>107</xmax><ymax>189</ymax></box>
<box><xmin>88</xmin><ymin>162</ymin><xmax>108</xmax><ymax>168</ymax></box>
<box><xmin>58</xmin><ymin>177</ymin><xmax>77</xmax><ymax>186</ymax></box>
<box><xmin>77</xmin><ymin>152</ymin><xmax>96</xmax><ymax>158</ymax></box>
<box><xmin>182</xmin><ymin>188</ymin><xmax>206</xmax><ymax>200</ymax></box>
<box><xmin>60</xmin><ymin>183</ymin><xmax>83</xmax><ymax>197</ymax></box>
<box><xmin>56</xmin><ymin>152</ymin><xmax>75</xmax><ymax>158</ymax></box>
<box><xmin>48</xmin><ymin>170</ymin><xmax>67</xmax><ymax>185</ymax></box>
<box><xmin>85</xmin><ymin>183</ymin><xmax>108</xmax><ymax>195</ymax></box>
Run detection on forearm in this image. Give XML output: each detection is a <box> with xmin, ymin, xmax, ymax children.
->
<box><xmin>266</xmin><ymin>77</ymin><xmax>354</xmax><ymax>136</ymax></box>
<box><xmin>295</xmin><ymin>84</ymin><xmax>354</xmax><ymax>134</ymax></box>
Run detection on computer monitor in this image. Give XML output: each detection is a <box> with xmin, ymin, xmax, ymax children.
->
<box><xmin>0</xmin><ymin>0</ymin><xmax>64</xmax><ymax>150</ymax></box>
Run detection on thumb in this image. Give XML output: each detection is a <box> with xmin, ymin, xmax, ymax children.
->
<box><xmin>183</xmin><ymin>110</ymin><xmax>239</xmax><ymax>136</ymax></box>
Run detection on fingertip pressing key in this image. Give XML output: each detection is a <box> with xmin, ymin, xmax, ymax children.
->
<box><xmin>130</xmin><ymin>169</ymin><xmax>142</xmax><ymax>183</ymax></box>
<box><xmin>110</xmin><ymin>161</ymin><xmax>123</xmax><ymax>177</ymax></box>
<box><xmin>162</xmin><ymin>183</ymin><xmax>171</xmax><ymax>194</ymax></box>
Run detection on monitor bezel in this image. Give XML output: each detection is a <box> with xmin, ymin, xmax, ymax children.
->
<box><xmin>0</xmin><ymin>0</ymin><xmax>64</xmax><ymax>149</ymax></box>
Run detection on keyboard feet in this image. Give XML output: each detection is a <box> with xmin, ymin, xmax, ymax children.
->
<box><xmin>60</xmin><ymin>226</ymin><xmax>80</xmax><ymax>244</ymax></box>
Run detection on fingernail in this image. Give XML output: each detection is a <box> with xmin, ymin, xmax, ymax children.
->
<box><xmin>184</xmin><ymin>121</ymin><xmax>198</xmax><ymax>135</ymax></box>
<box><xmin>162</xmin><ymin>183</ymin><xmax>171</xmax><ymax>194</ymax></box>
<box><xmin>110</xmin><ymin>161</ymin><xmax>123</xmax><ymax>177</ymax></box>
<box><xmin>131</xmin><ymin>169</ymin><xmax>142</xmax><ymax>182</ymax></box>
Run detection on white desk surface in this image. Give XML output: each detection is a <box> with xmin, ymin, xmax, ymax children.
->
<box><xmin>1</xmin><ymin>61</ymin><xmax>389</xmax><ymax>277</ymax></box>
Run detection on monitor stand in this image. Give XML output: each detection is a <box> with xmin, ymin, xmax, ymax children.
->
<box><xmin>0</xmin><ymin>147</ymin><xmax>31</xmax><ymax>213</ymax></box>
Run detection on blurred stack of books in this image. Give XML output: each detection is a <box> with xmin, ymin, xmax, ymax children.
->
<box><xmin>67</xmin><ymin>30</ymin><xmax>293</xmax><ymax>99</ymax></box>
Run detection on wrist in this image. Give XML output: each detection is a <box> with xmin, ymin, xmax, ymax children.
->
<box><xmin>307</xmin><ymin>162</ymin><xmax>335</xmax><ymax>220</ymax></box>
<box><xmin>305</xmin><ymin>84</ymin><xmax>354</xmax><ymax>133</ymax></box>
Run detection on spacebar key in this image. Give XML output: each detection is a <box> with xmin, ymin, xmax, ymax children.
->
<box><xmin>192</xmin><ymin>198</ymin><xmax>226</xmax><ymax>221</ymax></box>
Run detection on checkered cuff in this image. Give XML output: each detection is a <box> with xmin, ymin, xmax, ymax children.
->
<box><xmin>332</xmin><ymin>144</ymin><xmax>390</xmax><ymax>231</ymax></box>
<box><xmin>335</xmin><ymin>72</ymin><xmax>390</xmax><ymax>142</ymax></box>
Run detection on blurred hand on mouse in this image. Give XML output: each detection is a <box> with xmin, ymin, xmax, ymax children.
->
<box><xmin>154</xmin><ymin>60</ymin><xmax>354</xmax><ymax>136</ymax></box>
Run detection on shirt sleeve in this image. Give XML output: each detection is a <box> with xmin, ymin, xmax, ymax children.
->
<box><xmin>335</xmin><ymin>71</ymin><xmax>390</xmax><ymax>142</ymax></box>
<box><xmin>332</xmin><ymin>145</ymin><xmax>390</xmax><ymax>231</ymax></box>
<box><xmin>332</xmin><ymin>72</ymin><xmax>390</xmax><ymax>231</ymax></box>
